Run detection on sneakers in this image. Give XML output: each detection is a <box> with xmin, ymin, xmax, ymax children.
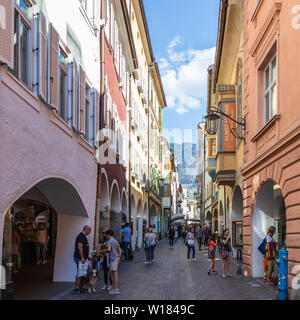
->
<box><xmin>188</xmin><ymin>259</ymin><xmax>192</xmax><ymax>262</ymax></box>
<box><xmin>193</xmin><ymin>258</ymin><xmax>197</xmax><ymax>262</ymax></box>
<box><xmin>43</xmin><ymin>260</ymin><xmax>47</xmax><ymax>265</ymax></box>
<box><xmin>107</xmin><ymin>285</ymin><xmax>112</xmax><ymax>290</ymax></box>
<box><xmin>211</xmin><ymin>270</ymin><xmax>217</xmax><ymax>275</ymax></box>
<box><xmin>108</xmin><ymin>288</ymin><xmax>120</xmax><ymax>295</ymax></box>
<box><xmin>36</xmin><ymin>260</ymin><xmax>41</xmax><ymax>265</ymax></box>
<box><xmin>102</xmin><ymin>285</ymin><xmax>108</xmax><ymax>290</ymax></box>
<box><xmin>208</xmin><ymin>270</ymin><xmax>211</xmax><ymax>275</ymax></box>
<box><xmin>144</xmin><ymin>261</ymin><xmax>149</xmax><ymax>264</ymax></box>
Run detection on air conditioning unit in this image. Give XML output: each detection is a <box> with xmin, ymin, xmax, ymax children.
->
<box><xmin>119</xmin><ymin>81</ymin><xmax>123</xmax><ymax>88</ymax></box>
<box><xmin>131</xmin><ymin>171</ymin><xmax>136</xmax><ymax>178</ymax></box>
<box><xmin>145</xmin><ymin>105</ymin><xmax>149</xmax><ymax>112</ymax></box>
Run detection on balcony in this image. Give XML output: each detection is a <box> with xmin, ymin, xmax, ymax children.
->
<box><xmin>215</xmin><ymin>152</ymin><xmax>236</xmax><ymax>187</ymax></box>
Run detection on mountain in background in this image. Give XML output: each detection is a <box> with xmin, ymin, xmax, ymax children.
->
<box><xmin>170</xmin><ymin>142</ymin><xmax>197</xmax><ymax>198</ymax></box>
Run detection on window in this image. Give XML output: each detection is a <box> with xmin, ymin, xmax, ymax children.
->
<box><xmin>59</xmin><ymin>48</ymin><xmax>68</xmax><ymax>122</ymax></box>
<box><xmin>264</xmin><ymin>55</ymin><xmax>277</xmax><ymax>124</ymax></box>
<box><xmin>11</xmin><ymin>2</ymin><xmax>32</xmax><ymax>87</ymax></box>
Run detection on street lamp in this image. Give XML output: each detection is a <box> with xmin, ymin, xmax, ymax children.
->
<box><xmin>205</xmin><ymin>106</ymin><xmax>246</xmax><ymax>140</ymax></box>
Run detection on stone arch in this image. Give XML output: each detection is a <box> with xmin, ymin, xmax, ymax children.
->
<box><xmin>99</xmin><ymin>170</ymin><xmax>110</xmax><ymax>237</ymax></box>
<box><xmin>109</xmin><ymin>180</ymin><xmax>121</xmax><ymax>241</ymax></box>
<box><xmin>1</xmin><ymin>177</ymin><xmax>91</xmax><ymax>285</ymax></box>
<box><xmin>205</xmin><ymin>211</ymin><xmax>212</xmax><ymax>225</ymax></box>
<box><xmin>136</xmin><ymin>200</ymin><xmax>143</xmax><ymax>248</ymax></box>
<box><xmin>121</xmin><ymin>189</ymin><xmax>128</xmax><ymax>229</ymax></box>
<box><xmin>150</xmin><ymin>205</ymin><xmax>157</xmax><ymax>232</ymax></box>
<box><xmin>252</xmin><ymin>180</ymin><xmax>286</xmax><ymax>278</ymax></box>
<box><xmin>213</xmin><ymin>208</ymin><xmax>218</xmax><ymax>233</ymax></box>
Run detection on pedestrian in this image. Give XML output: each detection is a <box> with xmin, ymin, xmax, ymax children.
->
<box><xmin>143</xmin><ymin>228</ymin><xmax>152</xmax><ymax>264</ymax></box>
<box><xmin>186</xmin><ymin>227</ymin><xmax>196</xmax><ymax>262</ymax></box>
<box><xmin>265</xmin><ymin>226</ymin><xmax>278</xmax><ymax>285</ymax></box>
<box><xmin>98</xmin><ymin>228</ymin><xmax>112</xmax><ymax>291</ymax></box>
<box><xmin>174</xmin><ymin>225</ymin><xmax>178</xmax><ymax>243</ymax></box>
<box><xmin>73</xmin><ymin>225</ymin><xmax>92</xmax><ymax>294</ymax></box>
<box><xmin>196</xmin><ymin>225</ymin><xmax>204</xmax><ymax>251</ymax></box>
<box><xmin>182</xmin><ymin>224</ymin><xmax>187</xmax><ymax>244</ymax></box>
<box><xmin>121</xmin><ymin>223</ymin><xmax>131</xmax><ymax>261</ymax></box>
<box><xmin>106</xmin><ymin>229</ymin><xmax>122</xmax><ymax>295</ymax></box>
<box><xmin>12</xmin><ymin>226</ymin><xmax>21</xmax><ymax>274</ymax></box>
<box><xmin>149</xmin><ymin>228</ymin><xmax>157</xmax><ymax>263</ymax></box>
<box><xmin>35</xmin><ymin>223</ymin><xmax>49</xmax><ymax>265</ymax></box>
<box><xmin>221</xmin><ymin>228</ymin><xmax>233</xmax><ymax>278</ymax></box>
<box><xmin>208</xmin><ymin>234</ymin><xmax>218</xmax><ymax>275</ymax></box>
<box><xmin>168</xmin><ymin>226</ymin><xmax>175</xmax><ymax>248</ymax></box>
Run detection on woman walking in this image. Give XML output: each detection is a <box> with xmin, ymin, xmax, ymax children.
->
<box><xmin>149</xmin><ymin>228</ymin><xmax>157</xmax><ymax>263</ymax></box>
<box><xmin>144</xmin><ymin>228</ymin><xmax>152</xmax><ymax>264</ymax></box>
<box><xmin>186</xmin><ymin>227</ymin><xmax>196</xmax><ymax>262</ymax></box>
<box><xmin>221</xmin><ymin>228</ymin><xmax>233</xmax><ymax>278</ymax></box>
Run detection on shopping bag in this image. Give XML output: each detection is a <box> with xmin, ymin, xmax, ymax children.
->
<box><xmin>258</xmin><ymin>237</ymin><xmax>267</xmax><ymax>256</ymax></box>
<box><xmin>77</xmin><ymin>261</ymin><xmax>89</xmax><ymax>278</ymax></box>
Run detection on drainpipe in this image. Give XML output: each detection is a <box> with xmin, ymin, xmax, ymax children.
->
<box><xmin>94</xmin><ymin>0</ymin><xmax>105</xmax><ymax>248</ymax></box>
<box><xmin>147</xmin><ymin>64</ymin><xmax>150</xmax><ymax>228</ymax></box>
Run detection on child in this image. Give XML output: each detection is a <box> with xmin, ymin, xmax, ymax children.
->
<box><xmin>208</xmin><ymin>235</ymin><xmax>217</xmax><ymax>275</ymax></box>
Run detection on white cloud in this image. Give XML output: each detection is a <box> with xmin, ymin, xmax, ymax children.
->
<box><xmin>159</xmin><ymin>36</ymin><xmax>215</xmax><ymax>115</ymax></box>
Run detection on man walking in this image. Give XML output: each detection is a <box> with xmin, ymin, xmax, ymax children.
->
<box><xmin>73</xmin><ymin>225</ymin><xmax>92</xmax><ymax>294</ymax></box>
<box><xmin>106</xmin><ymin>229</ymin><xmax>122</xmax><ymax>295</ymax></box>
<box><xmin>196</xmin><ymin>225</ymin><xmax>204</xmax><ymax>251</ymax></box>
<box><xmin>121</xmin><ymin>223</ymin><xmax>131</xmax><ymax>261</ymax></box>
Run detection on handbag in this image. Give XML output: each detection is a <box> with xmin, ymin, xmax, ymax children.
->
<box><xmin>143</xmin><ymin>239</ymin><xmax>150</xmax><ymax>249</ymax></box>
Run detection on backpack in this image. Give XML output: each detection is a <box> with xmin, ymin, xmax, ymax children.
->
<box><xmin>258</xmin><ymin>237</ymin><xmax>267</xmax><ymax>256</ymax></box>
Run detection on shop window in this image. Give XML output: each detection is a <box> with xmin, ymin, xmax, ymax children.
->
<box><xmin>11</xmin><ymin>4</ymin><xmax>32</xmax><ymax>88</ymax></box>
<box><xmin>264</xmin><ymin>54</ymin><xmax>277</xmax><ymax>124</ymax></box>
<box><xmin>232</xmin><ymin>221</ymin><xmax>243</xmax><ymax>246</ymax></box>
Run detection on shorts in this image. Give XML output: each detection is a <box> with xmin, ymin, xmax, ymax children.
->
<box><xmin>208</xmin><ymin>249</ymin><xmax>215</xmax><ymax>259</ymax></box>
<box><xmin>109</xmin><ymin>259</ymin><xmax>119</xmax><ymax>272</ymax></box>
<box><xmin>226</xmin><ymin>251</ymin><xmax>232</xmax><ymax>257</ymax></box>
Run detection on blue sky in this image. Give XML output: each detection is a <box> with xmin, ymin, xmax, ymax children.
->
<box><xmin>143</xmin><ymin>0</ymin><xmax>220</xmax><ymax>143</ymax></box>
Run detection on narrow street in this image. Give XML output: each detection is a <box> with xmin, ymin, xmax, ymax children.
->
<box><xmin>52</xmin><ymin>239</ymin><xmax>277</xmax><ymax>301</ymax></box>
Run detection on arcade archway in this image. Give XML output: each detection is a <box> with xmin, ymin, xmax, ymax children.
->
<box><xmin>2</xmin><ymin>177</ymin><xmax>89</xmax><ymax>299</ymax></box>
<box><xmin>252</xmin><ymin>181</ymin><xmax>286</xmax><ymax>278</ymax></box>
<box><xmin>110</xmin><ymin>182</ymin><xmax>121</xmax><ymax>242</ymax></box>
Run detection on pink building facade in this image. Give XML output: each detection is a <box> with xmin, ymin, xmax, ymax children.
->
<box><xmin>243</xmin><ymin>0</ymin><xmax>300</xmax><ymax>299</ymax></box>
<box><xmin>0</xmin><ymin>0</ymin><xmax>100</xmax><ymax>298</ymax></box>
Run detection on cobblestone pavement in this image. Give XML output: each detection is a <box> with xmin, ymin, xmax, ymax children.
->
<box><xmin>53</xmin><ymin>239</ymin><xmax>277</xmax><ymax>300</ymax></box>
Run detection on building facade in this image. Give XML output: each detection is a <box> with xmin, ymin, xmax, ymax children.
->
<box><xmin>243</xmin><ymin>0</ymin><xmax>300</xmax><ymax>299</ymax></box>
<box><xmin>0</xmin><ymin>0</ymin><xmax>101</xmax><ymax>297</ymax></box>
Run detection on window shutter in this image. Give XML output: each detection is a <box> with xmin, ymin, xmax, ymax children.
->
<box><xmin>49</xmin><ymin>24</ymin><xmax>59</xmax><ymax>111</ymax></box>
<box><xmin>38</xmin><ymin>12</ymin><xmax>47</xmax><ymax>101</ymax></box>
<box><xmin>73</xmin><ymin>61</ymin><xmax>79</xmax><ymax>130</ymax></box>
<box><xmin>67</xmin><ymin>62</ymin><xmax>74</xmax><ymax>127</ymax></box>
<box><xmin>0</xmin><ymin>0</ymin><xmax>14</xmax><ymax>68</ymax></box>
<box><xmin>95</xmin><ymin>90</ymin><xmax>100</xmax><ymax>145</ymax></box>
<box><xmin>79</xmin><ymin>67</ymin><xmax>86</xmax><ymax>135</ymax></box>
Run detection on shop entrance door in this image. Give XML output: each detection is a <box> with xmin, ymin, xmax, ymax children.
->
<box><xmin>2</xmin><ymin>200</ymin><xmax>58</xmax><ymax>300</ymax></box>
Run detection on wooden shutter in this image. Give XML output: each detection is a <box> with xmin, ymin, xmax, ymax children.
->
<box><xmin>0</xmin><ymin>0</ymin><xmax>14</xmax><ymax>68</ymax></box>
<box><xmin>67</xmin><ymin>62</ymin><xmax>74</xmax><ymax>127</ymax></box>
<box><xmin>79</xmin><ymin>67</ymin><xmax>86</xmax><ymax>135</ymax></box>
<box><xmin>49</xmin><ymin>24</ymin><xmax>59</xmax><ymax>111</ymax></box>
<box><xmin>73</xmin><ymin>61</ymin><xmax>78</xmax><ymax>130</ymax></box>
<box><xmin>39</xmin><ymin>12</ymin><xmax>47</xmax><ymax>101</ymax></box>
<box><xmin>95</xmin><ymin>90</ymin><xmax>100</xmax><ymax>145</ymax></box>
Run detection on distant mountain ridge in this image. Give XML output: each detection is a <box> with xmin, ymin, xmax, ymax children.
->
<box><xmin>170</xmin><ymin>143</ymin><xmax>197</xmax><ymax>195</ymax></box>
